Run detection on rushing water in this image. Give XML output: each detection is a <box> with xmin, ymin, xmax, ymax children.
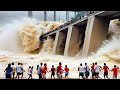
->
<box><xmin>0</xmin><ymin>18</ymin><xmax>120</xmax><ymax>79</ymax></box>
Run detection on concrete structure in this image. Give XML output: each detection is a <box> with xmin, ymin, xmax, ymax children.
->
<box><xmin>54</xmin><ymin>11</ymin><xmax>56</xmax><ymax>21</ymax></box>
<box><xmin>42</xmin><ymin>11</ymin><xmax>120</xmax><ymax>57</ymax></box>
<box><xmin>29</xmin><ymin>11</ymin><xmax>75</xmax><ymax>21</ymax></box>
<box><xmin>53</xmin><ymin>32</ymin><xmax>60</xmax><ymax>54</ymax></box>
<box><xmin>44</xmin><ymin>11</ymin><xmax>47</xmax><ymax>21</ymax></box>
<box><xmin>28</xmin><ymin>11</ymin><xmax>32</xmax><ymax>18</ymax></box>
<box><xmin>53</xmin><ymin>29</ymin><xmax>68</xmax><ymax>55</ymax></box>
<box><xmin>82</xmin><ymin>16</ymin><xmax>110</xmax><ymax>57</ymax></box>
<box><xmin>64</xmin><ymin>25</ymin><xmax>85</xmax><ymax>57</ymax></box>
<box><xmin>66</xmin><ymin>11</ymin><xmax>69</xmax><ymax>21</ymax></box>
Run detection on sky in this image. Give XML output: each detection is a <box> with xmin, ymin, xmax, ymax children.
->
<box><xmin>0</xmin><ymin>11</ymin><xmax>75</xmax><ymax>26</ymax></box>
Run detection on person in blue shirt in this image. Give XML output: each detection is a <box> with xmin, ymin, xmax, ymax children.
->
<box><xmin>4</xmin><ymin>63</ymin><xmax>12</xmax><ymax>79</ymax></box>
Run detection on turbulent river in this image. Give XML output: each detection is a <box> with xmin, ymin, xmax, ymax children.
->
<box><xmin>0</xmin><ymin>18</ymin><xmax>120</xmax><ymax>79</ymax></box>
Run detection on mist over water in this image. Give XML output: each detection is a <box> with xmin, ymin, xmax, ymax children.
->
<box><xmin>0</xmin><ymin>18</ymin><xmax>120</xmax><ymax>78</ymax></box>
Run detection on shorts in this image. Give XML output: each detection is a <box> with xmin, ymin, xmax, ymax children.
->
<box><xmin>104</xmin><ymin>72</ymin><xmax>108</xmax><ymax>77</ymax></box>
<box><xmin>56</xmin><ymin>72</ymin><xmax>61</xmax><ymax>79</ymax></box>
<box><xmin>51</xmin><ymin>72</ymin><xmax>55</xmax><ymax>76</ymax></box>
<box><xmin>38</xmin><ymin>73</ymin><xmax>42</xmax><ymax>78</ymax></box>
<box><xmin>17</xmin><ymin>72</ymin><xmax>21</xmax><ymax>75</ymax></box>
<box><xmin>6</xmin><ymin>74</ymin><xmax>11</xmax><ymax>79</ymax></box>
<box><xmin>95</xmin><ymin>72</ymin><xmax>99</xmax><ymax>77</ymax></box>
<box><xmin>65</xmin><ymin>72</ymin><xmax>69</xmax><ymax>76</ymax></box>
<box><xmin>85</xmin><ymin>71</ymin><xmax>89</xmax><ymax>77</ymax></box>
<box><xmin>42</xmin><ymin>74</ymin><xmax>46</xmax><ymax>79</ymax></box>
<box><xmin>79</xmin><ymin>72</ymin><xmax>84</xmax><ymax>77</ymax></box>
<box><xmin>28</xmin><ymin>74</ymin><xmax>32</xmax><ymax>77</ymax></box>
<box><xmin>21</xmin><ymin>72</ymin><xmax>23</xmax><ymax>75</ymax></box>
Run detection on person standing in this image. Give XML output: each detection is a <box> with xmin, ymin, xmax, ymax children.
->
<box><xmin>50</xmin><ymin>65</ymin><xmax>56</xmax><ymax>79</ymax></box>
<box><xmin>110</xmin><ymin>65</ymin><xmax>119</xmax><ymax>79</ymax></box>
<box><xmin>91</xmin><ymin>63</ymin><xmax>95</xmax><ymax>79</ymax></box>
<box><xmin>20</xmin><ymin>63</ymin><xmax>25</xmax><ymax>79</ymax></box>
<box><xmin>85</xmin><ymin>63</ymin><xmax>90</xmax><ymax>79</ymax></box>
<box><xmin>4</xmin><ymin>63</ymin><xmax>12</xmax><ymax>79</ymax></box>
<box><xmin>36</xmin><ymin>65</ymin><xmax>40</xmax><ymax>79</ymax></box>
<box><xmin>64</xmin><ymin>65</ymin><xmax>69</xmax><ymax>79</ymax></box>
<box><xmin>103</xmin><ymin>63</ymin><xmax>109</xmax><ymax>79</ymax></box>
<box><xmin>56</xmin><ymin>62</ymin><xmax>63</xmax><ymax>79</ymax></box>
<box><xmin>38</xmin><ymin>63</ymin><xmax>43</xmax><ymax>79</ymax></box>
<box><xmin>28</xmin><ymin>66</ymin><xmax>33</xmax><ymax>79</ymax></box>
<box><xmin>94</xmin><ymin>62</ymin><xmax>102</xmax><ymax>79</ymax></box>
<box><xmin>11</xmin><ymin>62</ymin><xmax>15</xmax><ymax>79</ymax></box>
<box><xmin>41</xmin><ymin>63</ymin><xmax>47</xmax><ymax>79</ymax></box>
<box><xmin>78</xmin><ymin>63</ymin><xmax>86</xmax><ymax>79</ymax></box>
<box><xmin>16</xmin><ymin>63</ymin><xmax>22</xmax><ymax>79</ymax></box>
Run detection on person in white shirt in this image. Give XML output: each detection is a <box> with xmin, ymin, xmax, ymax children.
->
<box><xmin>16</xmin><ymin>63</ymin><xmax>22</xmax><ymax>79</ymax></box>
<box><xmin>94</xmin><ymin>62</ymin><xmax>102</xmax><ymax>79</ymax></box>
<box><xmin>28</xmin><ymin>66</ymin><xmax>33</xmax><ymax>79</ymax></box>
<box><xmin>36</xmin><ymin>63</ymin><xmax>43</xmax><ymax>79</ymax></box>
<box><xmin>78</xmin><ymin>63</ymin><xmax>86</xmax><ymax>79</ymax></box>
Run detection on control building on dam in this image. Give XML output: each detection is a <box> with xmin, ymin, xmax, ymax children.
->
<box><xmin>41</xmin><ymin>11</ymin><xmax>120</xmax><ymax>58</ymax></box>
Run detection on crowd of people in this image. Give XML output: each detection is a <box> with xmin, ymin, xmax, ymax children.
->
<box><xmin>4</xmin><ymin>62</ymin><xmax>119</xmax><ymax>79</ymax></box>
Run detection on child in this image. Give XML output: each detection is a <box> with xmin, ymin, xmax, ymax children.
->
<box><xmin>28</xmin><ymin>66</ymin><xmax>33</xmax><ymax>79</ymax></box>
<box><xmin>64</xmin><ymin>65</ymin><xmax>69</xmax><ymax>79</ymax></box>
<box><xmin>50</xmin><ymin>65</ymin><xmax>56</xmax><ymax>79</ymax></box>
<box><xmin>110</xmin><ymin>65</ymin><xmax>119</xmax><ymax>79</ymax></box>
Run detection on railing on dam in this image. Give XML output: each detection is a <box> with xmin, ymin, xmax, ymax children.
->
<box><xmin>40</xmin><ymin>11</ymin><xmax>120</xmax><ymax>57</ymax></box>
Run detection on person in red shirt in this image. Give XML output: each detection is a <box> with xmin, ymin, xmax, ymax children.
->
<box><xmin>103</xmin><ymin>63</ymin><xmax>109</xmax><ymax>79</ymax></box>
<box><xmin>41</xmin><ymin>63</ymin><xmax>47</xmax><ymax>79</ymax></box>
<box><xmin>56</xmin><ymin>62</ymin><xmax>63</xmax><ymax>79</ymax></box>
<box><xmin>91</xmin><ymin>63</ymin><xmax>95</xmax><ymax>79</ymax></box>
<box><xmin>110</xmin><ymin>65</ymin><xmax>119</xmax><ymax>79</ymax></box>
<box><xmin>64</xmin><ymin>65</ymin><xmax>69</xmax><ymax>79</ymax></box>
<box><xmin>50</xmin><ymin>65</ymin><xmax>56</xmax><ymax>79</ymax></box>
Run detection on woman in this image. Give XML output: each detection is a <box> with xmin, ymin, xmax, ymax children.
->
<box><xmin>4</xmin><ymin>63</ymin><xmax>12</xmax><ymax>79</ymax></box>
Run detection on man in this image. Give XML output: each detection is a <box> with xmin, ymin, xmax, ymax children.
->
<box><xmin>91</xmin><ymin>63</ymin><xmax>95</xmax><ymax>79</ymax></box>
<box><xmin>16</xmin><ymin>63</ymin><xmax>22</xmax><ymax>79</ymax></box>
<box><xmin>110</xmin><ymin>65</ymin><xmax>119</xmax><ymax>79</ymax></box>
<box><xmin>85</xmin><ymin>63</ymin><xmax>90</xmax><ymax>79</ymax></box>
<box><xmin>64</xmin><ymin>65</ymin><xmax>69</xmax><ymax>79</ymax></box>
<box><xmin>56</xmin><ymin>62</ymin><xmax>63</xmax><ymax>79</ymax></box>
<box><xmin>41</xmin><ymin>63</ymin><xmax>47</xmax><ymax>79</ymax></box>
<box><xmin>78</xmin><ymin>63</ymin><xmax>86</xmax><ymax>79</ymax></box>
<box><xmin>50</xmin><ymin>65</ymin><xmax>56</xmax><ymax>79</ymax></box>
<box><xmin>103</xmin><ymin>63</ymin><xmax>109</xmax><ymax>79</ymax></box>
<box><xmin>94</xmin><ymin>62</ymin><xmax>102</xmax><ymax>79</ymax></box>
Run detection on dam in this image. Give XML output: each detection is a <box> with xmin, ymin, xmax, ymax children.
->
<box><xmin>0</xmin><ymin>11</ymin><xmax>120</xmax><ymax>79</ymax></box>
<box><xmin>41</xmin><ymin>11</ymin><xmax>120</xmax><ymax>57</ymax></box>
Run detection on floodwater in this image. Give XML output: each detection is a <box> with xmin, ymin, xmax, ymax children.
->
<box><xmin>0</xmin><ymin>18</ymin><xmax>120</xmax><ymax>79</ymax></box>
